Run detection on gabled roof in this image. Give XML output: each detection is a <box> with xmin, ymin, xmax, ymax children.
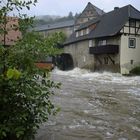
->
<box><xmin>33</xmin><ymin>20</ymin><xmax>74</xmax><ymax>32</ymax></box>
<box><xmin>77</xmin><ymin>2</ymin><xmax>104</xmax><ymax>19</ymax></box>
<box><xmin>86</xmin><ymin>2</ymin><xmax>104</xmax><ymax>16</ymax></box>
<box><xmin>89</xmin><ymin>5</ymin><xmax>140</xmax><ymax>38</ymax></box>
<box><xmin>64</xmin><ymin>5</ymin><xmax>140</xmax><ymax>45</ymax></box>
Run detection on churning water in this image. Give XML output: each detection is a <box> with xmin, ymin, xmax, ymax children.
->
<box><xmin>36</xmin><ymin>68</ymin><xmax>140</xmax><ymax>140</ymax></box>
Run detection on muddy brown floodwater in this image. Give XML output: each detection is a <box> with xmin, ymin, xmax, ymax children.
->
<box><xmin>36</xmin><ymin>68</ymin><xmax>140</xmax><ymax>140</ymax></box>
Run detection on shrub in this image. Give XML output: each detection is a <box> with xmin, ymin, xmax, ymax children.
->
<box><xmin>130</xmin><ymin>66</ymin><xmax>140</xmax><ymax>75</ymax></box>
<box><xmin>0</xmin><ymin>0</ymin><xmax>65</xmax><ymax>139</ymax></box>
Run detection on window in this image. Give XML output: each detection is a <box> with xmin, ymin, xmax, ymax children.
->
<box><xmin>89</xmin><ymin>40</ymin><xmax>93</xmax><ymax>47</ymax></box>
<box><xmin>129</xmin><ymin>38</ymin><xmax>136</xmax><ymax>48</ymax></box>
<box><xmin>98</xmin><ymin>40</ymin><xmax>107</xmax><ymax>46</ymax></box>
<box><xmin>130</xmin><ymin>60</ymin><xmax>134</xmax><ymax>65</ymax></box>
<box><xmin>129</xmin><ymin>20</ymin><xmax>135</xmax><ymax>27</ymax></box>
<box><xmin>76</xmin><ymin>32</ymin><xmax>79</xmax><ymax>37</ymax></box>
<box><xmin>83</xmin><ymin>29</ymin><xmax>86</xmax><ymax>35</ymax></box>
<box><xmin>86</xmin><ymin>28</ymin><xmax>89</xmax><ymax>34</ymax></box>
<box><xmin>80</xmin><ymin>30</ymin><xmax>84</xmax><ymax>36</ymax></box>
<box><xmin>80</xmin><ymin>19</ymin><xmax>83</xmax><ymax>23</ymax></box>
<box><xmin>102</xmin><ymin>40</ymin><xmax>107</xmax><ymax>45</ymax></box>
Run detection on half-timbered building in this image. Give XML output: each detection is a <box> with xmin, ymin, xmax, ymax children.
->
<box><xmin>63</xmin><ymin>5</ymin><xmax>140</xmax><ymax>74</ymax></box>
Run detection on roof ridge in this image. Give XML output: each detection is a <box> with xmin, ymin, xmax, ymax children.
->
<box><xmin>100</xmin><ymin>5</ymin><xmax>130</xmax><ymax>17</ymax></box>
<box><xmin>33</xmin><ymin>20</ymin><xmax>74</xmax><ymax>31</ymax></box>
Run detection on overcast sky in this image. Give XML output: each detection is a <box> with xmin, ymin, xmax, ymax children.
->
<box><xmin>26</xmin><ymin>0</ymin><xmax>140</xmax><ymax>16</ymax></box>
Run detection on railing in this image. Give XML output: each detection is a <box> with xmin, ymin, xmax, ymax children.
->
<box><xmin>89</xmin><ymin>45</ymin><xmax>119</xmax><ymax>54</ymax></box>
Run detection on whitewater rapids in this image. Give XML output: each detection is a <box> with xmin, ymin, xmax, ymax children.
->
<box><xmin>36</xmin><ymin>68</ymin><xmax>140</xmax><ymax>140</ymax></box>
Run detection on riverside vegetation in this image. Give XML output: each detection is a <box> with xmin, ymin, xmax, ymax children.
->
<box><xmin>0</xmin><ymin>0</ymin><xmax>65</xmax><ymax>140</ymax></box>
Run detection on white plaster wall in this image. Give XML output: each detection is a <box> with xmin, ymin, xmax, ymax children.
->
<box><xmin>120</xmin><ymin>35</ymin><xmax>140</xmax><ymax>74</ymax></box>
<box><xmin>124</xmin><ymin>26</ymin><xmax>129</xmax><ymax>34</ymax></box>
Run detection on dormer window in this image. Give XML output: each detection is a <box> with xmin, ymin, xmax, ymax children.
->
<box><xmin>86</xmin><ymin>28</ymin><xmax>89</xmax><ymax>34</ymax></box>
<box><xmin>80</xmin><ymin>30</ymin><xmax>84</xmax><ymax>36</ymax></box>
<box><xmin>89</xmin><ymin>40</ymin><xmax>93</xmax><ymax>47</ymax></box>
<box><xmin>76</xmin><ymin>32</ymin><xmax>79</xmax><ymax>37</ymax></box>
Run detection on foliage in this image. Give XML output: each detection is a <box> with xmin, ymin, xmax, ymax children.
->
<box><xmin>0</xmin><ymin>0</ymin><xmax>64</xmax><ymax>140</ymax></box>
<box><xmin>68</xmin><ymin>11</ymin><xmax>73</xmax><ymax>19</ymax></box>
<box><xmin>130</xmin><ymin>66</ymin><xmax>140</xmax><ymax>75</ymax></box>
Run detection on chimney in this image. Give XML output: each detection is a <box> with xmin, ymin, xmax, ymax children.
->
<box><xmin>114</xmin><ymin>7</ymin><xmax>119</xmax><ymax>10</ymax></box>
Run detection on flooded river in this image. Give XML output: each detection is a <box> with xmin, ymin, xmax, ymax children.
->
<box><xmin>36</xmin><ymin>68</ymin><xmax>140</xmax><ymax>140</ymax></box>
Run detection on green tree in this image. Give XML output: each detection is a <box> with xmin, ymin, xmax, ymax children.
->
<box><xmin>0</xmin><ymin>0</ymin><xmax>65</xmax><ymax>140</ymax></box>
<box><xmin>75</xmin><ymin>12</ymin><xmax>80</xmax><ymax>18</ymax></box>
<box><xmin>68</xmin><ymin>11</ymin><xmax>73</xmax><ymax>19</ymax></box>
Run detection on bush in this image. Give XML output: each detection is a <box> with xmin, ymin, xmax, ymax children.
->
<box><xmin>0</xmin><ymin>0</ymin><xmax>65</xmax><ymax>140</ymax></box>
<box><xmin>0</xmin><ymin>70</ymin><xmax>60</xmax><ymax>140</ymax></box>
<box><xmin>130</xmin><ymin>66</ymin><xmax>140</xmax><ymax>75</ymax></box>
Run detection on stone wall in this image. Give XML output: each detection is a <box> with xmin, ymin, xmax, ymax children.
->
<box><xmin>64</xmin><ymin>40</ymin><xmax>95</xmax><ymax>70</ymax></box>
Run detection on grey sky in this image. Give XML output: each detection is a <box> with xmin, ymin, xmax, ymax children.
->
<box><xmin>26</xmin><ymin>0</ymin><xmax>140</xmax><ymax>16</ymax></box>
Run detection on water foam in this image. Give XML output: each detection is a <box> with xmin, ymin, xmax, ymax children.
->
<box><xmin>52</xmin><ymin>68</ymin><xmax>140</xmax><ymax>85</ymax></box>
<box><xmin>52</xmin><ymin>67</ymin><xmax>90</xmax><ymax>77</ymax></box>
